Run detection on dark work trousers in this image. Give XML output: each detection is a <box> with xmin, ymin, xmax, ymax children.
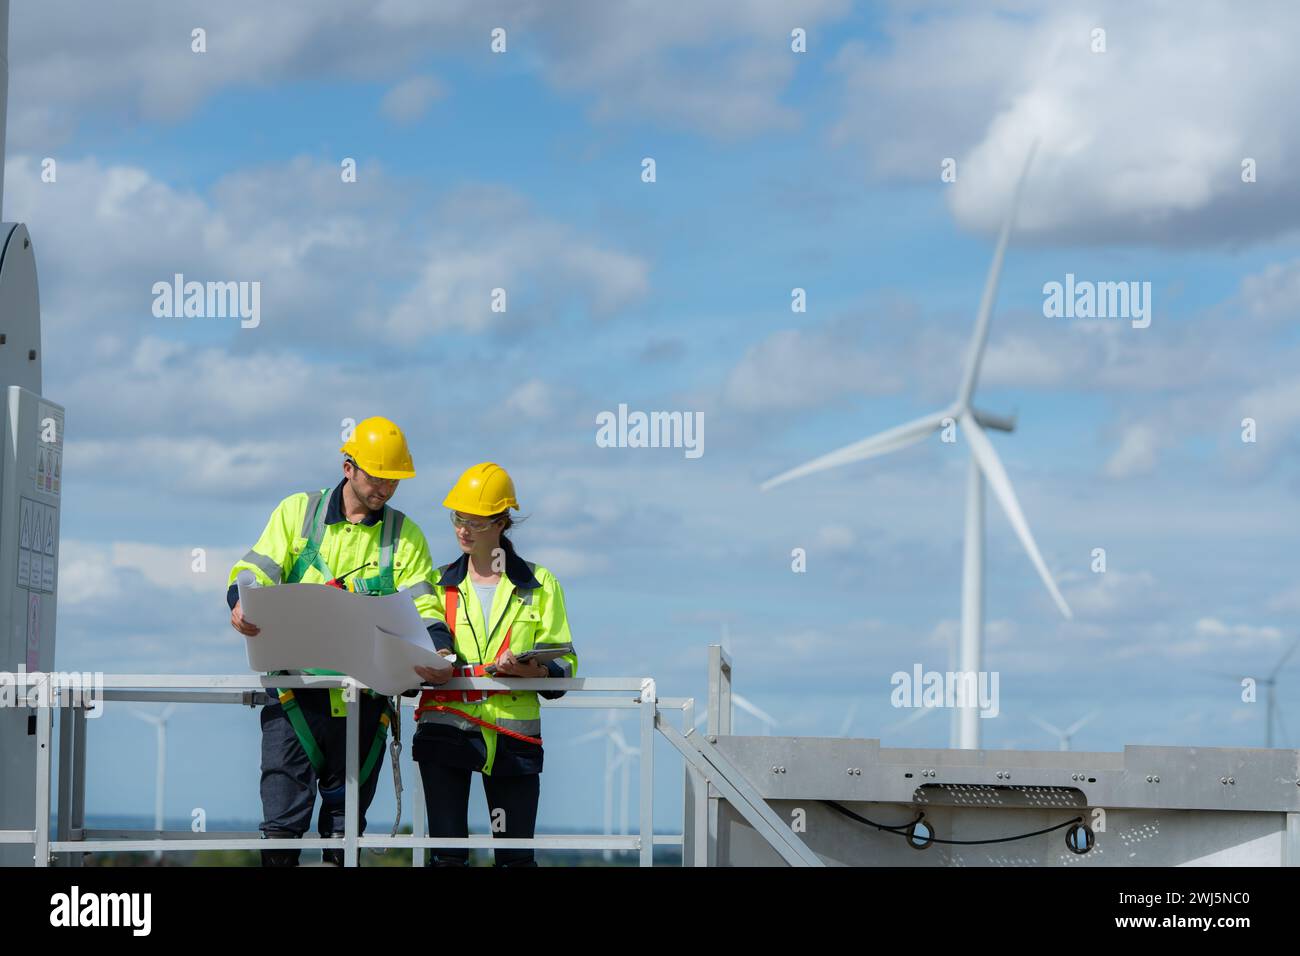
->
<box><xmin>414</xmin><ymin>721</ymin><xmax>544</xmax><ymax>866</ymax></box>
<box><xmin>417</xmin><ymin>759</ymin><xmax>541</xmax><ymax>866</ymax></box>
<box><xmin>259</xmin><ymin>690</ymin><xmax>387</xmax><ymax>866</ymax></box>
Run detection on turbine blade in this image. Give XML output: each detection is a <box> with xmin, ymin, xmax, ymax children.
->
<box><xmin>1029</xmin><ymin>714</ymin><xmax>1063</xmax><ymax>738</ymax></box>
<box><xmin>882</xmin><ymin>705</ymin><xmax>938</xmax><ymax>735</ymax></box>
<box><xmin>956</xmin><ymin>141</ymin><xmax>1039</xmax><ymax>407</ymax></box>
<box><xmin>1064</xmin><ymin>712</ymin><xmax>1096</xmax><ymax>736</ymax></box>
<box><xmin>1269</xmin><ymin>635</ymin><xmax>1300</xmax><ymax>680</ymax></box>
<box><xmin>569</xmin><ymin>728</ymin><xmax>609</xmax><ymax>746</ymax></box>
<box><xmin>731</xmin><ymin>693</ymin><xmax>777</xmax><ymax>728</ymax></box>
<box><xmin>1275</xmin><ymin>701</ymin><xmax>1290</xmax><ymax>749</ymax></box>
<box><xmin>838</xmin><ymin>700</ymin><xmax>860</xmax><ymax>737</ymax></box>
<box><xmin>761</xmin><ymin>410</ymin><xmax>948</xmax><ymax>491</ymax></box>
<box><xmin>961</xmin><ymin>412</ymin><xmax>1072</xmax><ymax>619</ymax></box>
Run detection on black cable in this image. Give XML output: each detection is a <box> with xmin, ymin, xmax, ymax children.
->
<box><xmin>823</xmin><ymin>800</ymin><xmax>1085</xmax><ymax>846</ymax></box>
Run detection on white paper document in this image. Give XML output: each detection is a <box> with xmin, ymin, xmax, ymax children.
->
<box><xmin>237</xmin><ymin>570</ymin><xmax>451</xmax><ymax>695</ymax></box>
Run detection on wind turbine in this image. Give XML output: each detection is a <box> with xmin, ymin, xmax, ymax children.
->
<box><xmin>1262</xmin><ymin>638</ymin><xmax>1299</xmax><ymax>748</ymax></box>
<box><xmin>1202</xmin><ymin>635</ymin><xmax>1299</xmax><ymax>747</ymax></box>
<box><xmin>762</xmin><ymin>144</ymin><xmax>1072</xmax><ymax>750</ymax></box>
<box><xmin>571</xmin><ymin>713</ymin><xmax>639</xmax><ymax>861</ymax></box>
<box><xmin>1030</xmin><ymin>712</ymin><xmax>1095</xmax><ymax>751</ymax></box>
<box><xmin>694</xmin><ymin>693</ymin><xmax>778</xmax><ymax>736</ymax></box>
<box><xmin>838</xmin><ymin>700</ymin><xmax>860</xmax><ymax>737</ymax></box>
<box><xmin>130</xmin><ymin>703</ymin><xmax>177</xmax><ymax>862</ymax></box>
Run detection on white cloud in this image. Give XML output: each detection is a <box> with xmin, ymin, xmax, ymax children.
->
<box><xmin>723</xmin><ymin>326</ymin><xmax>905</xmax><ymax>412</ymax></box>
<box><xmin>9</xmin><ymin>0</ymin><xmax>851</xmax><ymax>148</ymax></box>
<box><xmin>378</xmin><ymin>188</ymin><xmax>650</xmax><ymax>341</ymax></box>
<box><xmin>1062</xmin><ymin>569</ymin><xmax>1164</xmax><ymax>618</ymax></box>
<box><xmin>501</xmin><ymin>380</ymin><xmax>554</xmax><ymax>421</ymax></box>
<box><xmin>979</xmin><ymin>334</ymin><xmax>1067</xmax><ymax>387</ymax></box>
<box><xmin>1103</xmin><ymin>424</ymin><xmax>1162</xmax><ymax>478</ymax></box>
<box><xmin>4</xmin><ymin>155</ymin><xmax>648</xmax><ymax>349</ymax></box>
<box><xmin>1191</xmin><ymin>617</ymin><xmax>1285</xmax><ymax>651</ymax></box>
<box><xmin>526</xmin><ymin>546</ymin><xmax>609</xmax><ymax>580</ymax></box>
<box><xmin>380</xmin><ymin>75</ymin><xmax>444</xmax><ymax>123</ymax></box>
<box><xmin>1240</xmin><ymin>258</ymin><xmax>1300</xmax><ymax>324</ymax></box>
<box><xmin>59</xmin><ymin>539</ymin><xmax>245</xmax><ymax>605</ymax></box>
<box><xmin>1157</xmin><ymin>617</ymin><xmax>1293</xmax><ymax>664</ymax></box>
<box><xmin>1266</xmin><ymin>583</ymin><xmax>1300</xmax><ymax>614</ymax></box>
<box><xmin>831</xmin><ymin>1</ymin><xmax>1300</xmax><ymax>244</ymax></box>
<box><xmin>1236</xmin><ymin>379</ymin><xmax>1300</xmax><ymax>438</ymax></box>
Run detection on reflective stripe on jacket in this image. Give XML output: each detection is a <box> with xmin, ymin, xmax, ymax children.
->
<box><xmin>415</xmin><ymin>540</ymin><xmax>577</xmax><ymax>775</ymax></box>
<box><xmin>227</xmin><ymin>478</ymin><xmax>442</xmax><ymax>644</ymax></box>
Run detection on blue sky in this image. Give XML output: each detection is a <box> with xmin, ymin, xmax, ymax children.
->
<box><xmin>6</xmin><ymin>0</ymin><xmax>1299</xmax><ymax>836</ymax></box>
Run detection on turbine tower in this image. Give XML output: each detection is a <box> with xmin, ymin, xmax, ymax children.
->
<box><xmin>571</xmin><ymin>712</ymin><xmax>639</xmax><ymax>862</ymax></box>
<box><xmin>1203</xmin><ymin>635</ymin><xmax>1299</xmax><ymax>747</ymax></box>
<box><xmin>131</xmin><ymin>703</ymin><xmax>177</xmax><ymax>862</ymax></box>
<box><xmin>762</xmin><ymin>145</ymin><xmax>1072</xmax><ymax>750</ymax></box>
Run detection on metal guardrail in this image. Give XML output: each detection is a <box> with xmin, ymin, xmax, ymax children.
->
<box><xmin>4</xmin><ymin>672</ymin><xmax>695</xmax><ymax>866</ymax></box>
<box><xmin>3</xmin><ymin>648</ymin><xmax>826</xmax><ymax>867</ymax></box>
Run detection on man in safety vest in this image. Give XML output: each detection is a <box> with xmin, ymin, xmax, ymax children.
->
<box><xmin>227</xmin><ymin>416</ymin><xmax>448</xmax><ymax>866</ymax></box>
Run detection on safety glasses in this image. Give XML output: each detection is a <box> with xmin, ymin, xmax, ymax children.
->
<box><xmin>449</xmin><ymin>511</ymin><xmax>501</xmax><ymax>533</ymax></box>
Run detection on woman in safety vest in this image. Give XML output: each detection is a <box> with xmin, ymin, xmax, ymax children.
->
<box><xmin>412</xmin><ymin>462</ymin><xmax>577</xmax><ymax>866</ymax></box>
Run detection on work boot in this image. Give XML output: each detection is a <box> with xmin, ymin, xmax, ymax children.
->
<box><xmin>322</xmin><ymin>832</ymin><xmax>344</xmax><ymax>866</ymax></box>
<box><xmin>260</xmin><ymin>830</ymin><xmax>301</xmax><ymax>867</ymax></box>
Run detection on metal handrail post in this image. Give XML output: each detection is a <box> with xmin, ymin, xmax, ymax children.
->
<box><xmin>72</xmin><ymin>704</ymin><xmax>87</xmax><ymax>853</ymax></box>
<box><xmin>407</xmin><ymin>700</ymin><xmax>425</xmax><ymax>868</ymax></box>
<box><xmin>33</xmin><ymin>675</ymin><xmax>52</xmax><ymax>867</ymax></box>
<box><xmin>411</xmin><ymin>753</ymin><xmax>426</xmax><ymax>867</ymax></box>
<box><xmin>639</xmin><ymin>678</ymin><xmax>656</xmax><ymax>867</ymax></box>
<box><xmin>707</xmin><ymin>644</ymin><xmax>733</xmax><ymax>737</ymax></box>
<box><xmin>344</xmin><ymin>680</ymin><xmax>359</xmax><ymax>867</ymax></box>
<box><xmin>684</xmin><ymin>700</ymin><xmax>708</xmax><ymax>868</ymax></box>
<box><xmin>57</xmin><ymin>705</ymin><xmax>74</xmax><ymax>866</ymax></box>
<box><xmin>705</xmin><ymin>645</ymin><xmax>732</xmax><ymax>865</ymax></box>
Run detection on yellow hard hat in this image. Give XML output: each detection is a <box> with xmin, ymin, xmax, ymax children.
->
<box><xmin>340</xmin><ymin>416</ymin><xmax>416</xmax><ymax>479</ymax></box>
<box><xmin>443</xmin><ymin>462</ymin><xmax>519</xmax><ymax>516</ymax></box>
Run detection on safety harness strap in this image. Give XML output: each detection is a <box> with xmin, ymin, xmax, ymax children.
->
<box><xmin>286</xmin><ymin>490</ymin><xmax>334</xmax><ymax>585</ymax></box>
<box><xmin>415</xmin><ymin>584</ymin><xmax>539</xmax><ymax>745</ymax></box>
<box><xmin>277</xmin><ymin>688</ymin><xmax>392</xmax><ymax>784</ymax></box>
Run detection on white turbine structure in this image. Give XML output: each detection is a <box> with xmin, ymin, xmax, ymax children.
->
<box><xmin>1030</xmin><ymin>712</ymin><xmax>1095</xmax><ymax>751</ymax></box>
<box><xmin>571</xmin><ymin>713</ymin><xmax>639</xmax><ymax>862</ymax></box>
<box><xmin>1259</xmin><ymin>637</ymin><xmax>1299</xmax><ymax>749</ymax></box>
<box><xmin>838</xmin><ymin>700</ymin><xmax>860</xmax><ymax>737</ymax></box>
<box><xmin>1203</xmin><ymin>635</ymin><xmax>1300</xmax><ymax>748</ymax></box>
<box><xmin>762</xmin><ymin>145</ymin><xmax>1072</xmax><ymax>750</ymax></box>
<box><xmin>882</xmin><ymin>703</ymin><xmax>941</xmax><ymax>737</ymax></box>
<box><xmin>694</xmin><ymin>692</ymin><xmax>778</xmax><ymax>736</ymax></box>
<box><xmin>130</xmin><ymin>703</ymin><xmax>177</xmax><ymax>862</ymax></box>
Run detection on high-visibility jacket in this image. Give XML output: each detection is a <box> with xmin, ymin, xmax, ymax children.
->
<box><xmin>415</xmin><ymin>540</ymin><xmax>577</xmax><ymax>775</ymax></box>
<box><xmin>227</xmin><ymin>478</ymin><xmax>443</xmax><ymax>670</ymax></box>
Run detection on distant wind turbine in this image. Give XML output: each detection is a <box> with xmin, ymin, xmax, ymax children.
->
<box><xmin>571</xmin><ymin>713</ymin><xmax>639</xmax><ymax>861</ymax></box>
<box><xmin>838</xmin><ymin>700</ymin><xmax>860</xmax><ymax>737</ymax></box>
<box><xmin>130</xmin><ymin>703</ymin><xmax>177</xmax><ymax>862</ymax></box>
<box><xmin>1202</xmin><ymin>635</ymin><xmax>1300</xmax><ymax>748</ymax></box>
<box><xmin>762</xmin><ymin>143</ymin><xmax>1072</xmax><ymax>750</ymax></box>
<box><xmin>694</xmin><ymin>693</ymin><xmax>778</xmax><ymax>737</ymax></box>
<box><xmin>1030</xmin><ymin>712</ymin><xmax>1095</xmax><ymax>751</ymax></box>
<box><xmin>882</xmin><ymin>703</ymin><xmax>942</xmax><ymax>737</ymax></box>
